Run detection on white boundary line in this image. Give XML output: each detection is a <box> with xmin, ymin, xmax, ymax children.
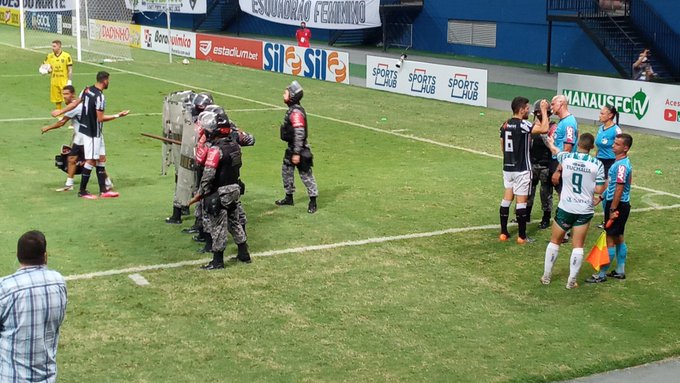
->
<box><xmin>4</xmin><ymin>41</ymin><xmax>678</xmax><ymax>198</ymax></box>
<box><xmin>4</xmin><ymin>42</ymin><xmax>679</xmax><ymax>280</ymax></box>
<box><xmin>63</xmin><ymin>203</ymin><xmax>680</xmax><ymax>281</ymax></box>
<box><xmin>0</xmin><ymin>108</ymin><xmax>282</xmax><ymax>124</ymax></box>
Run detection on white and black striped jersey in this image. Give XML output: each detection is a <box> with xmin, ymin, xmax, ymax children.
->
<box><xmin>78</xmin><ymin>85</ymin><xmax>105</xmax><ymax>138</ymax></box>
<box><xmin>500</xmin><ymin>118</ymin><xmax>533</xmax><ymax>172</ymax></box>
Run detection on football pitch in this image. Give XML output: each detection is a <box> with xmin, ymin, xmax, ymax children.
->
<box><xmin>1</xmin><ymin>25</ymin><xmax>680</xmax><ymax>382</ymax></box>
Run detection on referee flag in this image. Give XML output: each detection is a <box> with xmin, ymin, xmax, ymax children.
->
<box><xmin>586</xmin><ymin>231</ymin><xmax>610</xmax><ymax>271</ymax></box>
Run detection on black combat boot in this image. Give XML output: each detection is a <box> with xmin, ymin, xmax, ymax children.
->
<box><xmin>197</xmin><ymin>235</ymin><xmax>212</xmax><ymax>253</ymax></box>
<box><xmin>182</xmin><ymin>217</ymin><xmax>200</xmax><ymax>234</ymax></box>
<box><xmin>307</xmin><ymin>196</ymin><xmax>317</xmax><ymax>214</ymax></box>
<box><xmin>193</xmin><ymin>228</ymin><xmax>207</xmax><ymax>242</ymax></box>
<box><xmin>539</xmin><ymin>212</ymin><xmax>551</xmax><ymax>230</ymax></box>
<box><xmin>275</xmin><ymin>194</ymin><xmax>294</xmax><ymax>206</ymax></box>
<box><xmin>236</xmin><ymin>242</ymin><xmax>252</xmax><ymax>263</ymax></box>
<box><xmin>181</xmin><ymin>205</ymin><xmax>190</xmax><ymax>216</ymax></box>
<box><xmin>165</xmin><ymin>206</ymin><xmax>182</xmax><ymax>224</ymax></box>
<box><xmin>201</xmin><ymin>250</ymin><xmax>224</xmax><ymax>270</ymax></box>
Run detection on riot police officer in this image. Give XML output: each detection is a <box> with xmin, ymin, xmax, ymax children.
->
<box><xmin>189</xmin><ymin>111</ymin><xmax>251</xmax><ymax>270</ymax></box>
<box><xmin>275</xmin><ymin>81</ymin><xmax>318</xmax><ymax>214</ymax></box>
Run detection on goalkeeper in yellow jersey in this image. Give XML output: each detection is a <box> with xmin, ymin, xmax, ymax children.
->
<box><xmin>43</xmin><ymin>40</ymin><xmax>73</xmax><ymax>109</ymax></box>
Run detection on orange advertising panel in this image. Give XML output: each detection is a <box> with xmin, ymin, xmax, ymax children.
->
<box><xmin>195</xmin><ymin>34</ymin><xmax>262</xmax><ymax>69</ymax></box>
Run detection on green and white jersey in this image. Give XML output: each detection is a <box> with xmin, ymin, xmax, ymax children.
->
<box><xmin>556</xmin><ymin>152</ymin><xmax>605</xmax><ymax>215</ymax></box>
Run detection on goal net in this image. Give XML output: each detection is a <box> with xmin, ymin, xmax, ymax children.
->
<box><xmin>21</xmin><ymin>0</ymin><xmax>135</xmax><ymax>62</ymax></box>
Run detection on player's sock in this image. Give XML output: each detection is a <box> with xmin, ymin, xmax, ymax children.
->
<box><xmin>80</xmin><ymin>164</ymin><xmax>93</xmax><ymax>192</ymax></box>
<box><xmin>516</xmin><ymin>203</ymin><xmax>527</xmax><ymax>239</ymax></box>
<box><xmin>615</xmin><ymin>242</ymin><xmax>628</xmax><ymax>274</ymax></box>
<box><xmin>543</xmin><ymin>242</ymin><xmax>560</xmax><ymax>277</ymax></box>
<box><xmin>568</xmin><ymin>248</ymin><xmax>584</xmax><ymax>281</ymax></box>
<box><xmin>105</xmin><ymin>177</ymin><xmax>113</xmax><ymax>187</ymax></box>
<box><xmin>65</xmin><ymin>177</ymin><xmax>74</xmax><ymax>187</ymax></box>
<box><xmin>96</xmin><ymin>165</ymin><xmax>107</xmax><ymax>193</ymax></box>
<box><xmin>598</xmin><ymin>247</ymin><xmax>616</xmax><ymax>278</ymax></box>
<box><xmin>499</xmin><ymin>200</ymin><xmax>511</xmax><ymax>235</ymax></box>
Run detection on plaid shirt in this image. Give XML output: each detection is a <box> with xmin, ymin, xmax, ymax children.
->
<box><xmin>0</xmin><ymin>266</ymin><xmax>67</xmax><ymax>383</ymax></box>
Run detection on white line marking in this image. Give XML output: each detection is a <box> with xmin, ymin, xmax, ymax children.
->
<box><xmin>0</xmin><ymin>108</ymin><xmax>281</xmax><ymax>124</ymax></box>
<box><xmin>641</xmin><ymin>193</ymin><xmax>663</xmax><ymax>208</ymax></box>
<box><xmin>128</xmin><ymin>273</ymin><xmax>150</xmax><ymax>286</ymax></box>
<box><xmin>0</xmin><ymin>72</ymin><xmax>126</xmax><ymax>78</ymax></box>
<box><xmin>5</xmin><ymin>41</ymin><xmax>677</xmax><ymax>198</ymax></box>
<box><xmin>391</xmin><ymin>129</ymin><xmax>408</xmax><ymax>133</ymax></box>
<box><xmin>64</xmin><ymin>203</ymin><xmax>680</xmax><ymax>282</ymax></box>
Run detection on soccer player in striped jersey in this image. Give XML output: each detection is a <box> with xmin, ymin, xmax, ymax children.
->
<box><xmin>499</xmin><ymin>97</ymin><xmax>550</xmax><ymax>244</ymax></box>
<box><xmin>540</xmin><ymin>133</ymin><xmax>605</xmax><ymax>289</ymax></box>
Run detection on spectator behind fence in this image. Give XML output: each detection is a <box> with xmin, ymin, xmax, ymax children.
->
<box><xmin>0</xmin><ymin>231</ymin><xmax>67</xmax><ymax>383</ymax></box>
<box><xmin>296</xmin><ymin>22</ymin><xmax>311</xmax><ymax>47</ymax></box>
<box><xmin>632</xmin><ymin>48</ymin><xmax>655</xmax><ymax>81</ymax></box>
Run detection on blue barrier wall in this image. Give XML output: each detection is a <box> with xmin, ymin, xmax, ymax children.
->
<box><xmin>135</xmin><ymin>1</ymin><xmax>677</xmax><ymax>75</ymax></box>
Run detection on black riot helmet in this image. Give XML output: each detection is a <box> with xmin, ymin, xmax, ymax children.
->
<box><xmin>204</xmin><ymin>104</ymin><xmax>229</xmax><ymax>127</ymax></box>
<box><xmin>192</xmin><ymin>92</ymin><xmax>213</xmax><ymax>116</ymax></box>
<box><xmin>285</xmin><ymin>80</ymin><xmax>303</xmax><ymax>105</ymax></box>
<box><xmin>198</xmin><ymin>111</ymin><xmax>219</xmax><ymax>139</ymax></box>
<box><xmin>533</xmin><ymin>99</ymin><xmax>552</xmax><ymax>122</ymax></box>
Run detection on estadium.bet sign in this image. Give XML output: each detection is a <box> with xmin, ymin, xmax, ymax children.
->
<box><xmin>557</xmin><ymin>73</ymin><xmax>680</xmax><ymax>134</ymax></box>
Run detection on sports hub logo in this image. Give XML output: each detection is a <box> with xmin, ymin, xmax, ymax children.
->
<box><xmin>408</xmin><ymin>69</ymin><xmax>436</xmax><ymax>94</ymax></box>
<box><xmin>448</xmin><ymin>73</ymin><xmax>480</xmax><ymax>101</ymax></box>
<box><xmin>371</xmin><ymin>63</ymin><xmax>398</xmax><ymax>88</ymax></box>
<box><xmin>563</xmin><ymin>88</ymin><xmax>650</xmax><ymax>120</ymax></box>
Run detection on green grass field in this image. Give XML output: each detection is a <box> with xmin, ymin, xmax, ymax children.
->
<box><xmin>1</xmin><ymin>25</ymin><xmax>680</xmax><ymax>382</ymax></box>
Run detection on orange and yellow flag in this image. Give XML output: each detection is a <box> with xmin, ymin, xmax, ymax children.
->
<box><xmin>586</xmin><ymin>231</ymin><xmax>610</xmax><ymax>271</ymax></box>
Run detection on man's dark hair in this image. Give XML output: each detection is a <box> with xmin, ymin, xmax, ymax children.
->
<box><xmin>511</xmin><ymin>96</ymin><xmax>530</xmax><ymax>114</ymax></box>
<box><xmin>17</xmin><ymin>231</ymin><xmax>47</xmax><ymax>266</ymax></box>
<box><xmin>96</xmin><ymin>71</ymin><xmax>110</xmax><ymax>83</ymax></box>
<box><xmin>62</xmin><ymin>85</ymin><xmax>76</xmax><ymax>94</ymax></box>
<box><xmin>578</xmin><ymin>132</ymin><xmax>595</xmax><ymax>151</ymax></box>
<box><xmin>52</xmin><ymin>40</ymin><xmax>62</xmax><ymax>46</ymax></box>
<box><xmin>617</xmin><ymin>133</ymin><xmax>633</xmax><ymax>149</ymax></box>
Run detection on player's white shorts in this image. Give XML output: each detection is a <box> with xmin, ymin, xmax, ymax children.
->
<box><xmin>503</xmin><ymin>170</ymin><xmax>531</xmax><ymax>196</ymax></box>
<box><xmin>99</xmin><ymin>134</ymin><xmax>106</xmax><ymax>156</ymax></box>
<box><xmin>72</xmin><ymin>131</ymin><xmax>85</xmax><ymax>146</ymax></box>
<box><xmin>82</xmin><ymin>135</ymin><xmax>102</xmax><ymax>160</ymax></box>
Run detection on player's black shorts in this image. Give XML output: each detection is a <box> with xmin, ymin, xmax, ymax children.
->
<box><xmin>598</xmin><ymin>158</ymin><xmax>616</xmax><ymax>177</ymax></box>
<box><xmin>604</xmin><ymin>200</ymin><xmax>631</xmax><ymax>236</ymax></box>
<box><xmin>69</xmin><ymin>144</ymin><xmax>84</xmax><ymax>158</ymax></box>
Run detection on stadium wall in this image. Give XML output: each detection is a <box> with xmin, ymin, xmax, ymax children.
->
<box><xmin>134</xmin><ymin>0</ymin><xmax>676</xmax><ymax>75</ymax></box>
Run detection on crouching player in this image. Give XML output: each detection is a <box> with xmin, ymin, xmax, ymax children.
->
<box><xmin>540</xmin><ymin>133</ymin><xmax>605</xmax><ymax>289</ymax></box>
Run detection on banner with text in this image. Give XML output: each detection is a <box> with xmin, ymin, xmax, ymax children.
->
<box><xmin>240</xmin><ymin>0</ymin><xmax>381</xmax><ymax>30</ymax></box>
<box><xmin>1</xmin><ymin>0</ymin><xmax>75</xmax><ymax>11</ymax></box>
<box><xmin>196</xmin><ymin>34</ymin><xmax>263</xmax><ymax>69</ymax></box>
<box><xmin>557</xmin><ymin>73</ymin><xmax>680</xmax><ymax>134</ymax></box>
<box><xmin>365</xmin><ymin>55</ymin><xmax>487</xmax><ymax>107</ymax></box>
<box><xmin>89</xmin><ymin>20</ymin><xmax>141</xmax><ymax>48</ymax></box>
<box><xmin>142</xmin><ymin>26</ymin><xmax>196</xmax><ymax>58</ymax></box>
<box><xmin>125</xmin><ymin>0</ymin><xmax>206</xmax><ymax>14</ymax></box>
<box><xmin>1</xmin><ymin>7</ymin><xmax>20</xmax><ymax>26</ymax></box>
<box><xmin>262</xmin><ymin>41</ymin><xmax>349</xmax><ymax>84</ymax></box>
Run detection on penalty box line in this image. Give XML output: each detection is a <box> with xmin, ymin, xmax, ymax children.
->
<box><xmin>3</xmin><ymin>42</ymin><xmax>677</xmax><ymax>199</ymax></box>
<box><xmin>64</xmin><ymin>203</ymin><xmax>680</xmax><ymax>282</ymax></box>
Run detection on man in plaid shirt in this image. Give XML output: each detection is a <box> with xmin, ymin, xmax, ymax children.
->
<box><xmin>0</xmin><ymin>231</ymin><xmax>67</xmax><ymax>383</ymax></box>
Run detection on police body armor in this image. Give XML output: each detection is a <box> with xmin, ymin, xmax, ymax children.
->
<box><xmin>204</xmin><ymin>137</ymin><xmax>242</xmax><ymax>215</ymax></box>
<box><xmin>280</xmin><ymin>104</ymin><xmax>307</xmax><ymax>144</ymax></box>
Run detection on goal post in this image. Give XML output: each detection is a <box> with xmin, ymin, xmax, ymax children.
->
<box><xmin>20</xmin><ymin>0</ymin><xmax>136</xmax><ymax>63</ymax></box>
